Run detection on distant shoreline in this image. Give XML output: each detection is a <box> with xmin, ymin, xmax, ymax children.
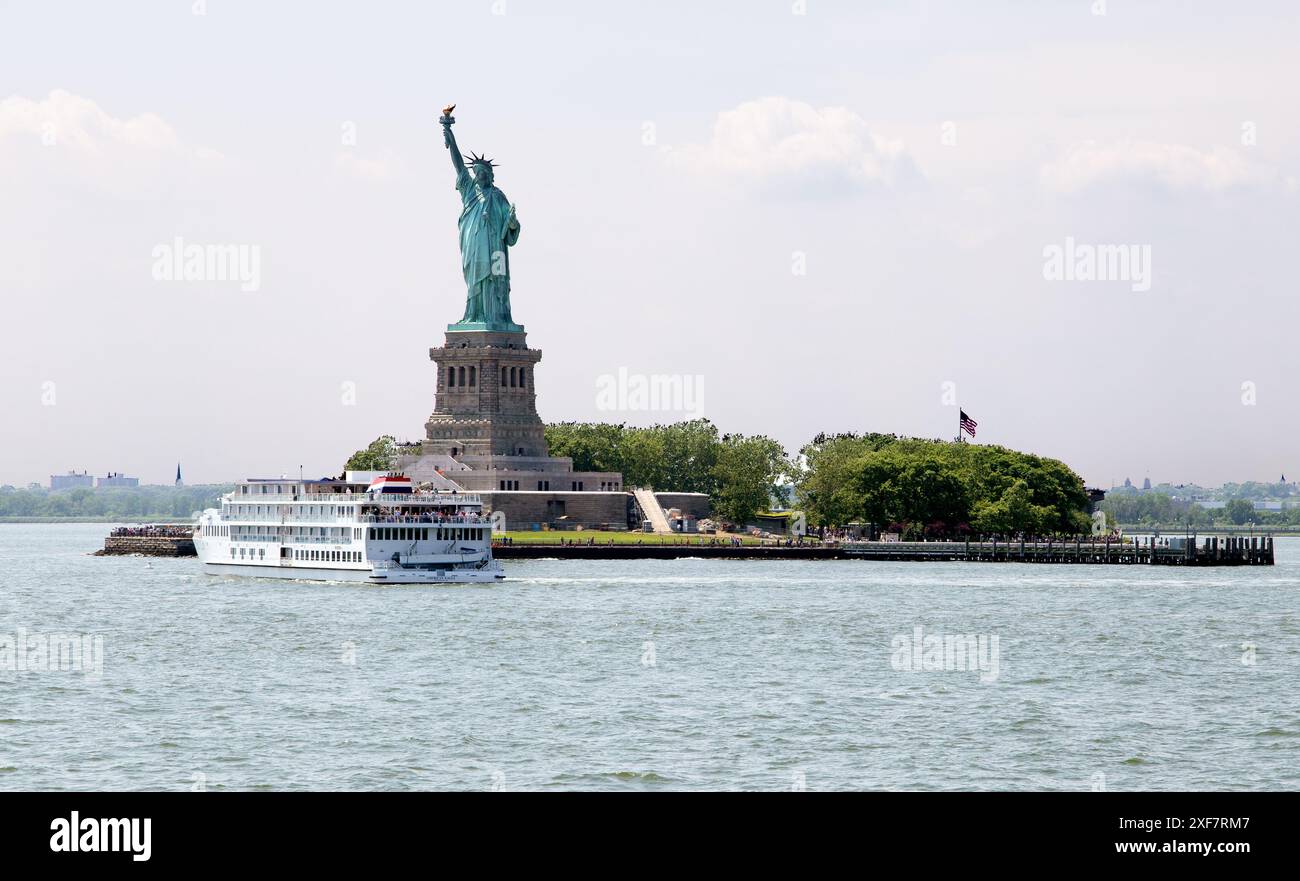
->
<box><xmin>1118</xmin><ymin>525</ymin><xmax>1299</xmax><ymax>536</ymax></box>
<box><xmin>0</xmin><ymin>517</ymin><xmax>195</xmax><ymax>524</ymax></box>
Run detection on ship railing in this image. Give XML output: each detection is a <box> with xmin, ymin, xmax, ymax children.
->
<box><xmin>356</xmin><ymin>515</ymin><xmax>489</xmax><ymax>524</ymax></box>
<box><xmin>226</xmin><ymin>492</ymin><xmax>481</xmax><ymax>505</ymax></box>
<box><xmin>213</xmin><ymin>514</ymin><xmax>488</xmax><ymax>526</ymax></box>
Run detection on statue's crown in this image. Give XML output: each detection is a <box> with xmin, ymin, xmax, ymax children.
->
<box><xmin>464</xmin><ymin>151</ymin><xmax>498</xmax><ymax>168</ymax></box>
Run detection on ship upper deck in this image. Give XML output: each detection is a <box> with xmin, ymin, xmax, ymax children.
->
<box><xmin>222</xmin><ymin>492</ymin><xmax>481</xmax><ymax>506</ymax></box>
<box><xmin>225</xmin><ymin>477</ymin><xmax>480</xmax><ymax>508</ymax></box>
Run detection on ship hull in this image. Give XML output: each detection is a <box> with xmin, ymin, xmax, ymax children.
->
<box><xmin>200</xmin><ymin>561</ymin><xmax>503</xmax><ymax>584</ymax></box>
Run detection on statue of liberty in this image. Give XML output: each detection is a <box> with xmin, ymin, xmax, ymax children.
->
<box><xmin>440</xmin><ymin>105</ymin><xmax>523</xmax><ymax>332</ymax></box>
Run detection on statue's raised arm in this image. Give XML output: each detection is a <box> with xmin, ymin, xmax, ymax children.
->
<box><xmin>440</xmin><ymin>104</ymin><xmax>467</xmax><ymax>179</ymax></box>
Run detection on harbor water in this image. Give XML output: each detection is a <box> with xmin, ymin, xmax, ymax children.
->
<box><xmin>1</xmin><ymin>524</ymin><xmax>1297</xmax><ymax>791</ymax></box>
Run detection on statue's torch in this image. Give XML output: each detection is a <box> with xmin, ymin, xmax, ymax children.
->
<box><xmin>440</xmin><ymin>103</ymin><xmax>456</xmax><ymax>148</ymax></box>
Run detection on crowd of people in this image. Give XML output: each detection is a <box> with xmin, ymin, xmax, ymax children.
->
<box><xmin>110</xmin><ymin>525</ymin><xmax>193</xmax><ymax>538</ymax></box>
<box><xmin>368</xmin><ymin>510</ymin><xmax>485</xmax><ymax>524</ymax></box>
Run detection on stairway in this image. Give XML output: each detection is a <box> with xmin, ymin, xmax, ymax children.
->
<box><xmin>633</xmin><ymin>487</ymin><xmax>674</xmax><ymax>534</ymax></box>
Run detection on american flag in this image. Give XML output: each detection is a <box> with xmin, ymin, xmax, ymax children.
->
<box><xmin>959</xmin><ymin>410</ymin><xmax>978</xmax><ymax>438</ymax></box>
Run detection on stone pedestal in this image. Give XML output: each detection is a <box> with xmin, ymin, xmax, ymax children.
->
<box><xmin>422</xmin><ymin>329</ymin><xmax>547</xmax><ymax>459</ymax></box>
<box><xmin>395</xmin><ymin>322</ymin><xmax>643</xmax><ymax>529</ymax></box>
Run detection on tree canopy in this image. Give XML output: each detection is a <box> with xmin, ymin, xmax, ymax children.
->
<box><xmin>795</xmin><ymin>433</ymin><xmax>1092</xmax><ymax>538</ymax></box>
<box><xmin>343</xmin><ymin>435</ymin><xmax>397</xmax><ymax>472</ymax></box>
<box><xmin>545</xmin><ymin>419</ymin><xmax>791</xmax><ymax>525</ymax></box>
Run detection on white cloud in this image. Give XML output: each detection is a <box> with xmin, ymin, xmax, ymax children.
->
<box><xmin>0</xmin><ymin>90</ymin><xmax>222</xmax><ymax>194</ymax></box>
<box><xmin>333</xmin><ymin>149</ymin><xmax>404</xmax><ymax>183</ymax></box>
<box><xmin>1041</xmin><ymin>140</ymin><xmax>1273</xmax><ymax>194</ymax></box>
<box><xmin>0</xmin><ymin>89</ymin><xmax>201</xmax><ymax>155</ymax></box>
<box><xmin>674</xmin><ymin>97</ymin><xmax>916</xmax><ymax>190</ymax></box>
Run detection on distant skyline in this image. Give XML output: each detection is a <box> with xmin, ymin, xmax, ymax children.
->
<box><xmin>2</xmin><ymin>1</ymin><xmax>1298</xmax><ymax>488</ymax></box>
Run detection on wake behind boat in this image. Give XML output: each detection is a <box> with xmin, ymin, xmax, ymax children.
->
<box><xmin>193</xmin><ymin>472</ymin><xmax>503</xmax><ymax>584</ymax></box>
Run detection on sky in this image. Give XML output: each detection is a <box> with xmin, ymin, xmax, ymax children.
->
<box><xmin>1</xmin><ymin>0</ymin><xmax>1297</xmax><ymax>489</ymax></box>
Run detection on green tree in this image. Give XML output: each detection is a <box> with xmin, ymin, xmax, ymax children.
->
<box><xmin>344</xmin><ymin>435</ymin><xmax>397</xmax><ymax>472</ymax></box>
<box><xmin>544</xmin><ymin>422</ymin><xmax>627</xmax><ymax>473</ymax></box>
<box><xmin>970</xmin><ymin>479</ymin><xmax>1055</xmax><ymax>536</ymax></box>
<box><xmin>794</xmin><ymin>433</ymin><xmax>894</xmax><ymax>527</ymax></box>
<box><xmin>711</xmin><ymin>434</ymin><xmax>791</xmax><ymax>525</ymax></box>
<box><xmin>1224</xmin><ymin>498</ymin><xmax>1255</xmax><ymax>525</ymax></box>
<box><xmin>657</xmin><ymin>419</ymin><xmax>720</xmax><ymax>494</ymax></box>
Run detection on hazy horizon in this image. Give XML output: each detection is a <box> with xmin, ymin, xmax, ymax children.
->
<box><xmin>3</xmin><ymin>1</ymin><xmax>1298</xmax><ymax>489</ymax></box>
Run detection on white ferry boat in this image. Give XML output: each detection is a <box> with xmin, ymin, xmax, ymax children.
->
<box><xmin>193</xmin><ymin>473</ymin><xmax>503</xmax><ymax>584</ymax></box>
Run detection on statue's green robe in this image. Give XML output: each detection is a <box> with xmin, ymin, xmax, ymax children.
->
<box><xmin>456</xmin><ymin>167</ymin><xmax>519</xmax><ymax>325</ymax></box>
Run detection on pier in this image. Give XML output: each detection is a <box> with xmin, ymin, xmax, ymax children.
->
<box><xmin>494</xmin><ymin>535</ymin><xmax>1274</xmax><ymax>565</ymax></box>
<box><xmin>841</xmin><ymin>535</ymin><xmax>1274</xmax><ymax>566</ymax></box>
